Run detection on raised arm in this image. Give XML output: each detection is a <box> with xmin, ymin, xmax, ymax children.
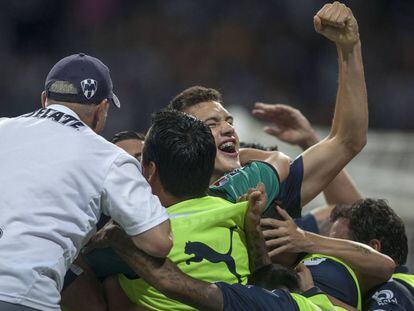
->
<box><xmin>262</xmin><ymin>207</ymin><xmax>395</xmax><ymax>293</ymax></box>
<box><xmin>252</xmin><ymin>2</ymin><xmax>368</xmax><ymax>207</ymax></box>
<box><xmin>300</xmin><ymin>2</ymin><xmax>368</xmax><ymax>206</ymax></box>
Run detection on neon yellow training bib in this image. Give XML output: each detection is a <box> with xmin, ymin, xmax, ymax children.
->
<box><xmin>119</xmin><ymin>196</ymin><xmax>250</xmax><ymax>311</ymax></box>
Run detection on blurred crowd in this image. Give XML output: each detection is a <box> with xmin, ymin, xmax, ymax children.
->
<box><xmin>0</xmin><ymin>0</ymin><xmax>413</xmax><ymax>134</ymax></box>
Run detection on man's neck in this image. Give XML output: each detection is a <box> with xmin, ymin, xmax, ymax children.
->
<box><xmin>161</xmin><ymin>193</ymin><xmax>207</xmax><ymax>208</ymax></box>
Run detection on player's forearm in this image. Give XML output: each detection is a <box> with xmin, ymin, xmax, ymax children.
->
<box><xmin>109</xmin><ymin>233</ymin><xmax>223</xmax><ymax>311</ymax></box>
<box><xmin>330</xmin><ymin>40</ymin><xmax>368</xmax><ymax>154</ymax></box>
<box><xmin>303</xmin><ymin>231</ymin><xmax>395</xmax><ymax>281</ymax></box>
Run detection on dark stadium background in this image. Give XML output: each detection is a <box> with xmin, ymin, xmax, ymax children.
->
<box><xmin>1</xmin><ymin>1</ymin><xmax>413</xmax><ymax>268</ymax></box>
<box><xmin>0</xmin><ymin>0</ymin><xmax>413</xmax><ymax>134</ymax></box>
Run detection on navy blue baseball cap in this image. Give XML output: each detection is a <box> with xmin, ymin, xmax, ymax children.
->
<box><xmin>45</xmin><ymin>53</ymin><xmax>120</xmax><ymax>108</ymax></box>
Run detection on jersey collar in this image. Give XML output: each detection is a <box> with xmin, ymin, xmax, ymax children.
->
<box><xmin>46</xmin><ymin>104</ymin><xmax>81</xmax><ymax>120</ymax></box>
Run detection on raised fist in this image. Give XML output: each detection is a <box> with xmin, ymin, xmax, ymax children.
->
<box><xmin>314</xmin><ymin>1</ymin><xmax>359</xmax><ymax>47</ymax></box>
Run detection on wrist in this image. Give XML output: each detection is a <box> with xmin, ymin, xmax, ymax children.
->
<box><xmin>301</xmin><ymin>231</ymin><xmax>317</xmax><ymax>253</ymax></box>
<box><xmin>336</xmin><ymin>39</ymin><xmax>361</xmax><ymax>56</ymax></box>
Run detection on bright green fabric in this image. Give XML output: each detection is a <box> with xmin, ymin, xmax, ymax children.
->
<box><xmin>301</xmin><ymin>254</ymin><xmax>362</xmax><ymax>310</ymax></box>
<box><xmin>119</xmin><ymin>196</ymin><xmax>250</xmax><ymax>311</ymax></box>
<box><xmin>292</xmin><ymin>293</ymin><xmax>347</xmax><ymax>310</ymax></box>
<box><xmin>393</xmin><ymin>273</ymin><xmax>414</xmax><ymax>288</ymax></box>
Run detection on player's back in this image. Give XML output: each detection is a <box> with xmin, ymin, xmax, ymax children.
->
<box><xmin>365</xmin><ymin>279</ymin><xmax>414</xmax><ymax>310</ymax></box>
<box><xmin>0</xmin><ymin>105</ymin><xmax>131</xmax><ymax>310</ymax></box>
<box><xmin>118</xmin><ymin>196</ymin><xmax>250</xmax><ymax>311</ymax></box>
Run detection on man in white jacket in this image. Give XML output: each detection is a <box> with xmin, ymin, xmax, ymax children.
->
<box><xmin>0</xmin><ymin>53</ymin><xmax>172</xmax><ymax>311</ymax></box>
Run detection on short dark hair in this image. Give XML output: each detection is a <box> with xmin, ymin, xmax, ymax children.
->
<box><xmin>111</xmin><ymin>131</ymin><xmax>145</xmax><ymax>144</ymax></box>
<box><xmin>331</xmin><ymin>199</ymin><xmax>408</xmax><ymax>265</ymax></box>
<box><xmin>250</xmin><ymin>264</ymin><xmax>299</xmax><ymax>292</ymax></box>
<box><xmin>168</xmin><ymin>86</ymin><xmax>223</xmax><ymax>112</ymax></box>
<box><xmin>142</xmin><ymin>110</ymin><xmax>216</xmax><ymax>199</ymax></box>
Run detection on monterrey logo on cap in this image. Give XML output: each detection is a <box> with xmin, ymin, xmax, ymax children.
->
<box><xmin>80</xmin><ymin>79</ymin><xmax>98</xmax><ymax>99</ymax></box>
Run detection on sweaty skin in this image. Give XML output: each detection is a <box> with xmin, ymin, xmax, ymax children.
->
<box><xmin>183</xmin><ymin>101</ymin><xmax>290</xmax><ymax>185</ymax></box>
<box><xmin>115</xmin><ymin>139</ymin><xmax>144</xmax><ymax>161</ymax></box>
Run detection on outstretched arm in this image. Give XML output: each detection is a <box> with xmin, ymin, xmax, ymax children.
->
<box><xmin>262</xmin><ymin>207</ymin><xmax>395</xmax><ymax>293</ymax></box>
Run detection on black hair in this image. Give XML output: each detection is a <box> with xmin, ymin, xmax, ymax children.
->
<box><xmin>142</xmin><ymin>110</ymin><xmax>216</xmax><ymax>199</ymax></box>
<box><xmin>331</xmin><ymin>199</ymin><xmax>408</xmax><ymax>265</ymax></box>
<box><xmin>168</xmin><ymin>86</ymin><xmax>223</xmax><ymax>112</ymax></box>
<box><xmin>239</xmin><ymin>142</ymin><xmax>279</xmax><ymax>152</ymax></box>
<box><xmin>250</xmin><ymin>264</ymin><xmax>300</xmax><ymax>292</ymax></box>
<box><xmin>111</xmin><ymin>130</ymin><xmax>145</xmax><ymax>144</ymax></box>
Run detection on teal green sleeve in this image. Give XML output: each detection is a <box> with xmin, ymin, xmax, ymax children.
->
<box><xmin>209</xmin><ymin>161</ymin><xmax>280</xmax><ymax>213</ymax></box>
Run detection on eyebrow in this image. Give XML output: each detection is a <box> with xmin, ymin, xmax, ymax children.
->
<box><xmin>203</xmin><ymin>115</ymin><xmax>234</xmax><ymax>123</ymax></box>
<box><xmin>204</xmin><ymin>116</ymin><xmax>220</xmax><ymax>123</ymax></box>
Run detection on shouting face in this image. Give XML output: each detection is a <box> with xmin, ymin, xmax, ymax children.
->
<box><xmin>184</xmin><ymin>101</ymin><xmax>241</xmax><ymax>182</ymax></box>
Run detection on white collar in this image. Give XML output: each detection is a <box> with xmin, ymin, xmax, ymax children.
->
<box><xmin>46</xmin><ymin>104</ymin><xmax>82</xmax><ymax>120</ymax></box>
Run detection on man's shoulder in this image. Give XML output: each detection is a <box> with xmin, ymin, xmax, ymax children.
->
<box><xmin>366</xmin><ymin>279</ymin><xmax>414</xmax><ymax>310</ymax></box>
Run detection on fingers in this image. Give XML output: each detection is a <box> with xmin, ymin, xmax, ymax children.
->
<box><xmin>276</xmin><ymin>206</ymin><xmax>293</xmax><ymax>222</ymax></box>
<box><xmin>315</xmin><ymin>2</ymin><xmax>350</xmax><ymax>29</ymax></box>
<box><xmin>268</xmin><ymin>244</ymin><xmax>291</xmax><ymax>257</ymax></box>
<box><xmin>236</xmin><ymin>194</ymin><xmax>247</xmax><ymax>202</ymax></box>
<box><xmin>253</xmin><ymin>103</ymin><xmax>294</xmax><ymax>113</ymax></box>
<box><xmin>262</xmin><ymin>226</ymin><xmax>288</xmax><ymax>239</ymax></box>
<box><xmin>263</xmin><ymin>126</ymin><xmax>282</xmax><ymax>137</ymax></box>
<box><xmin>265</xmin><ymin>236</ymin><xmax>290</xmax><ymax>248</ymax></box>
<box><xmin>248</xmin><ymin>190</ymin><xmax>261</xmax><ymax>205</ymax></box>
<box><xmin>254</xmin><ymin>102</ymin><xmax>278</xmax><ymax>110</ymax></box>
<box><xmin>256</xmin><ymin>182</ymin><xmax>265</xmax><ymax>194</ymax></box>
<box><xmin>295</xmin><ymin>263</ymin><xmax>307</xmax><ymax>273</ymax></box>
<box><xmin>313</xmin><ymin>15</ymin><xmax>322</xmax><ymax>33</ymax></box>
<box><xmin>260</xmin><ymin>217</ymin><xmax>287</xmax><ymax>229</ymax></box>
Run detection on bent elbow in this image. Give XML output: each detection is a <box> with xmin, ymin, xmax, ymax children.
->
<box><xmin>345</xmin><ymin>134</ymin><xmax>367</xmax><ymax>156</ymax></box>
<box><xmin>375</xmin><ymin>256</ymin><xmax>396</xmax><ymax>284</ymax></box>
<box><xmin>147</xmin><ymin>236</ymin><xmax>173</xmax><ymax>258</ymax></box>
<box><xmin>383</xmin><ymin>258</ymin><xmax>396</xmax><ymax>281</ymax></box>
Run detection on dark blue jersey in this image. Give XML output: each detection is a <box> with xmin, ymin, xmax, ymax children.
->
<box><xmin>295</xmin><ymin>213</ymin><xmax>318</xmax><ymax>234</ymax></box>
<box><xmin>365</xmin><ymin>279</ymin><xmax>414</xmax><ymax>310</ymax></box>
<box><xmin>276</xmin><ymin>156</ymin><xmax>303</xmax><ymax>218</ymax></box>
<box><xmin>216</xmin><ymin>282</ymin><xmax>299</xmax><ymax>311</ymax></box>
<box><xmin>303</xmin><ymin>256</ymin><xmax>359</xmax><ymax>308</ymax></box>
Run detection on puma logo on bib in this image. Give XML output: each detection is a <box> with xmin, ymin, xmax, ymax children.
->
<box><xmin>184</xmin><ymin>226</ymin><xmax>242</xmax><ymax>283</ymax></box>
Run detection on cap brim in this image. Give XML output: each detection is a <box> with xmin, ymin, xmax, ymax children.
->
<box><xmin>109</xmin><ymin>93</ymin><xmax>121</xmax><ymax>108</ymax></box>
